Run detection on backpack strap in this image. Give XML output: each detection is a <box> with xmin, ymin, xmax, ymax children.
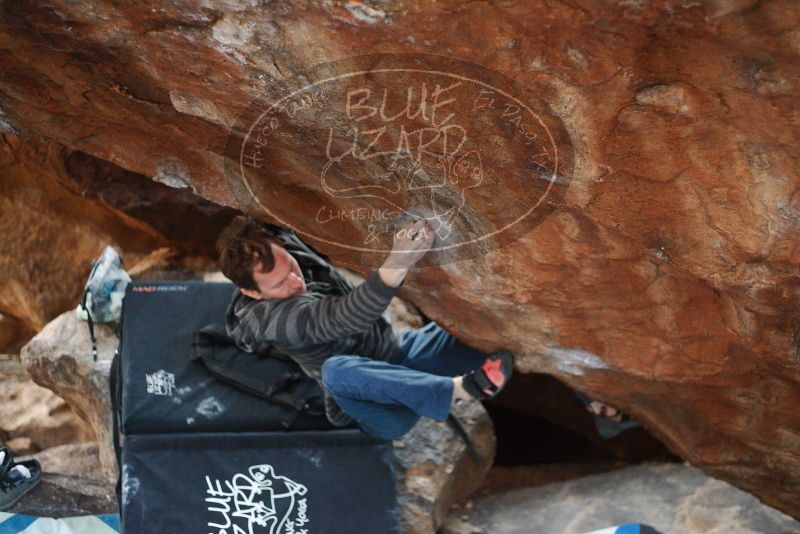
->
<box><xmin>191</xmin><ymin>326</ymin><xmax>297</xmax><ymax>398</ymax></box>
<box><xmin>192</xmin><ymin>323</ymin><xmax>291</xmax><ymax>362</ymax></box>
<box><xmin>81</xmin><ymin>289</ymin><xmax>98</xmax><ymax>363</ymax></box>
<box><xmin>109</xmin><ymin>348</ymin><xmax>123</xmax><ymax>512</ymax></box>
<box><xmin>276</xmin><ymin>230</ymin><xmax>355</xmax><ymax>293</ymax></box>
<box><xmin>271</xmin><ymin>226</ymin><xmax>399</xmax><ymax>337</ymax></box>
<box><xmin>446</xmin><ymin>413</ymin><xmax>483</xmax><ymax>468</ymax></box>
<box><xmin>270</xmin><ymin>391</ymin><xmax>325</xmax><ymax>428</ymax></box>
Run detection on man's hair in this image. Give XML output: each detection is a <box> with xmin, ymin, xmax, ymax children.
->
<box><xmin>216</xmin><ymin>215</ymin><xmax>281</xmax><ymax>291</ymax></box>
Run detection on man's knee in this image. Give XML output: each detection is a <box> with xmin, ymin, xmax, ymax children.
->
<box><xmin>321</xmin><ymin>355</ymin><xmax>357</xmax><ymax>393</ymax></box>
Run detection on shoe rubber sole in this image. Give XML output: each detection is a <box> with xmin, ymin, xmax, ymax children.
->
<box><xmin>478</xmin><ymin>349</ymin><xmax>514</xmax><ymax>398</ymax></box>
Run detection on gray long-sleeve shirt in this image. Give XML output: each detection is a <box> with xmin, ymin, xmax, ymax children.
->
<box><xmin>224</xmin><ymin>269</ymin><xmax>405</xmax><ymax>426</ymax></box>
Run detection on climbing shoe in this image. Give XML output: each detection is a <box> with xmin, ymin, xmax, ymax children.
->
<box><xmin>0</xmin><ymin>458</ymin><xmax>42</xmax><ymax>511</ymax></box>
<box><xmin>462</xmin><ymin>349</ymin><xmax>514</xmax><ymax>400</ymax></box>
<box><xmin>574</xmin><ymin>391</ymin><xmax>633</xmax><ymax>422</ymax></box>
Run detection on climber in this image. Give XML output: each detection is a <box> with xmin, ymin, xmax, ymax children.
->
<box><xmin>217</xmin><ymin>215</ymin><xmax>515</xmax><ymax>440</ymax></box>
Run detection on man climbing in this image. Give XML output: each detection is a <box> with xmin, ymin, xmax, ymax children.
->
<box><xmin>217</xmin><ymin>214</ymin><xmax>514</xmax><ymax>440</ymax></box>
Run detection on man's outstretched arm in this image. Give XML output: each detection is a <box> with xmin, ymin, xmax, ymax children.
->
<box><xmin>269</xmin><ymin>269</ymin><xmax>403</xmax><ymax>345</ymax></box>
<box><xmin>245</xmin><ymin>218</ymin><xmax>435</xmax><ymax>346</ymax></box>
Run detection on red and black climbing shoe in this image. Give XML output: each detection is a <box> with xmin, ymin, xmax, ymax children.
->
<box><xmin>462</xmin><ymin>349</ymin><xmax>514</xmax><ymax>400</ymax></box>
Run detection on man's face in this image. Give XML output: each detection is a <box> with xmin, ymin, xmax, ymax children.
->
<box><xmin>239</xmin><ymin>242</ymin><xmax>306</xmax><ymax>300</ymax></box>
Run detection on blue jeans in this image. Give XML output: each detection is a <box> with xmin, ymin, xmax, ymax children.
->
<box><xmin>320</xmin><ymin>321</ymin><xmax>488</xmax><ymax>440</ymax></box>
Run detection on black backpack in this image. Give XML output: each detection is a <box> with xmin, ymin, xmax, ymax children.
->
<box><xmin>190</xmin><ymin>323</ymin><xmax>328</xmax><ymax>428</ymax></box>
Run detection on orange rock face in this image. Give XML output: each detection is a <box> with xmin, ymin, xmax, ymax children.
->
<box><xmin>0</xmin><ymin>134</ymin><xmax>238</xmax><ymax>335</ymax></box>
<box><xmin>0</xmin><ymin>0</ymin><xmax>798</xmax><ymax>517</ymax></box>
<box><xmin>0</xmin><ymin>135</ymin><xmax>168</xmax><ymax>332</ymax></box>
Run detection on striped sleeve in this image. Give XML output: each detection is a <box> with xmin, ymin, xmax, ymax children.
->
<box><xmin>267</xmin><ymin>270</ymin><xmax>403</xmax><ymax>345</ymax></box>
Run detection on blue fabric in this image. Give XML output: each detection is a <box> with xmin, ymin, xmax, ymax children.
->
<box><xmin>0</xmin><ymin>515</ymin><xmax>38</xmax><ymax>534</ymax></box>
<box><xmin>95</xmin><ymin>515</ymin><xmax>120</xmax><ymax>531</ymax></box>
<box><xmin>616</xmin><ymin>523</ymin><xmax>663</xmax><ymax>534</ymax></box>
<box><xmin>581</xmin><ymin>524</ymin><xmax>656</xmax><ymax>534</ymax></box>
<box><xmin>0</xmin><ymin>513</ymin><xmax>121</xmax><ymax>533</ymax></box>
<box><xmin>321</xmin><ymin>321</ymin><xmax>487</xmax><ymax>440</ymax></box>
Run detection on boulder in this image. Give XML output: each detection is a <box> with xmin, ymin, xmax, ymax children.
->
<box><xmin>61</xmin><ymin>148</ymin><xmax>241</xmax><ymax>259</ymax></box>
<box><xmin>0</xmin><ymin>352</ymin><xmax>28</xmax><ymax>381</ymax></box>
<box><xmin>0</xmin><ymin>313</ymin><xmax>33</xmax><ymax>353</ymax></box>
<box><xmin>1</xmin><ymin>0</ymin><xmax>799</xmax><ymax>516</ymax></box>
<box><xmin>0</xmin><ymin>358</ymin><xmax>95</xmax><ymax>455</ymax></box>
<box><xmin>4</xmin><ymin>473</ymin><xmax>117</xmax><ymax>518</ymax></box>
<box><xmin>16</xmin><ymin>442</ymin><xmax>104</xmax><ymax>480</ymax></box>
<box><xmin>20</xmin><ymin>311</ymin><xmax>119</xmax><ymax>483</ymax></box>
<box><xmin>394</xmin><ymin>401</ymin><xmax>494</xmax><ymax>534</ymax></box>
<box><xmin>0</xmin><ymin>134</ymin><xmax>236</xmax><ymax>337</ymax></box>
<box><xmin>0</xmin><ymin>134</ymin><xmax>168</xmax><ymax>335</ymax></box>
<box><xmin>443</xmin><ymin>462</ymin><xmax>800</xmax><ymax>534</ymax></box>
